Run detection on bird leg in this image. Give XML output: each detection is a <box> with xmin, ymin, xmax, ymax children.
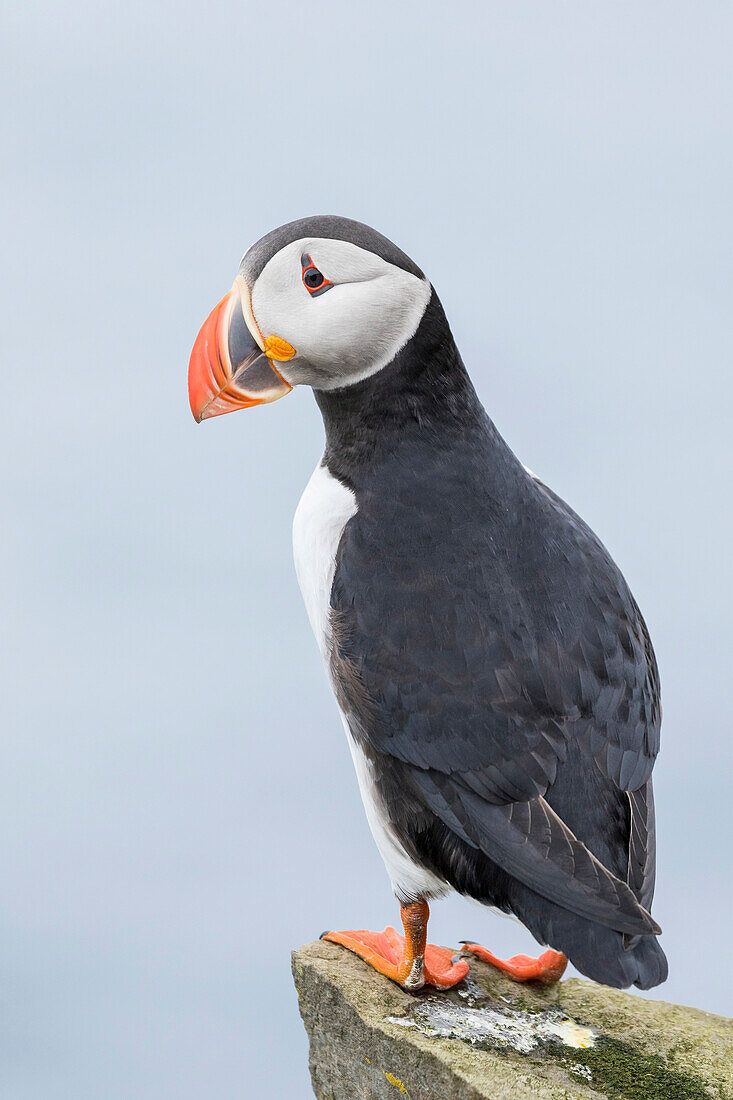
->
<box><xmin>461</xmin><ymin>942</ymin><xmax>567</xmax><ymax>984</ymax></box>
<box><xmin>323</xmin><ymin>900</ymin><xmax>469</xmax><ymax>992</ymax></box>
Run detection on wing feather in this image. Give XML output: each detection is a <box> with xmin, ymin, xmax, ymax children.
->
<box><xmin>406</xmin><ymin>766</ymin><xmax>658</xmax><ymax>935</ymax></box>
<box><xmin>328</xmin><ymin>454</ymin><xmax>662</xmax><ymax>931</ymax></box>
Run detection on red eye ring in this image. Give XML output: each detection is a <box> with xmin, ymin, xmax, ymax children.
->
<box><xmin>301</xmin><ymin>253</ymin><xmax>333</xmax><ymax>297</ymax></box>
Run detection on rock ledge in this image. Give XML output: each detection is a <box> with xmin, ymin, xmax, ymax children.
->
<box><xmin>292</xmin><ymin>939</ymin><xmax>732</xmax><ymax>1099</ymax></box>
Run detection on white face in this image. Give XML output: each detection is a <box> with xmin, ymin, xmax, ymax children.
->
<box><xmin>244</xmin><ymin>237</ymin><xmax>432</xmax><ymax>390</ymax></box>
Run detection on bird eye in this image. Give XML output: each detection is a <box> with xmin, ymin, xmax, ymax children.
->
<box><xmin>301</xmin><ymin>253</ymin><xmax>333</xmax><ymax>297</ymax></box>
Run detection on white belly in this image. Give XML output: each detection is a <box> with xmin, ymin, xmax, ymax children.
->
<box><xmin>292</xmin><ymin>460</ymin><xmax>448</xmax><ymax>903</ymax></box>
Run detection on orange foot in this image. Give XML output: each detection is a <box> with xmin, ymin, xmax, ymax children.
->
<box><xmin>461</xmin><ymin>943</ymin><xmax>567</xmax><ymax>985</ymax></box>
<box><xmin>323</xmin><ymin>901</ymin><xmax>469</xmax><ymax>992</ymax></box>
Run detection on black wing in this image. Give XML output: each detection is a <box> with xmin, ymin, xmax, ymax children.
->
<box><xmin>329</xmin><ymin>466</ymin><xmax>661</xmax><ymax>935</ymax></box>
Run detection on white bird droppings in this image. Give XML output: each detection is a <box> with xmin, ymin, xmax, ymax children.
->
<box><xmin>386</xmin><ymin>998</ymin><xmax>596</xmax><ymax>1055</ymax></box>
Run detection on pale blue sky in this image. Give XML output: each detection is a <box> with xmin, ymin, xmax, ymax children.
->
<box><xmin>2</xmin><ymin>2</ymin><xmax>732</xmax><ymax>1096</ymax></box>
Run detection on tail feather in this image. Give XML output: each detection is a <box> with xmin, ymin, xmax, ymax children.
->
<box><xmin>541</xmin><ymin>907</ymin><xmax>668</xmax><ymax>989</ymax></box>
<box><xmin>494</xmin><ymin>862</ymin><xmax>668</xmax><ymax>989</ymax></box>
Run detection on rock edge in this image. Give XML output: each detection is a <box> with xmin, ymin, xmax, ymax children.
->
<box><xmin>292</xmin><ymin>939</ymin><xmax>732</xmax><ymax>1100</ymax></box>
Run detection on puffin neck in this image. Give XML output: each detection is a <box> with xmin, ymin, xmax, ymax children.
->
<box><xmin>314</xmin><ymin>291</ymin><xmax>490</xmax><ymax>482</ymax></box>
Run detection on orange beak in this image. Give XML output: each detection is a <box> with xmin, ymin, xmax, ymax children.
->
<box><xmin>188</xmin><ymin>279</ymin><xmax>293</xmax><ymax>422</ymax></box>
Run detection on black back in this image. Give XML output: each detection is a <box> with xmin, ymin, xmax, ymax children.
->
<box><xmin>319</xmin><ymin>292</ymin><xmax>667</xmax><ymax>989</ymax></box>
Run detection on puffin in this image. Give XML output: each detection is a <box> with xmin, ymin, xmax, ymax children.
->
<box><xmin>188</xmin><ymin>216</ymin><xmax>667</xmax><ymax>993</ymax></box>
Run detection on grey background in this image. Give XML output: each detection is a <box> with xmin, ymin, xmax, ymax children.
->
<box><xmin>2</xmin><ymin>1</ymin><xmax>732</xmax><ymax>1096</ymax></box>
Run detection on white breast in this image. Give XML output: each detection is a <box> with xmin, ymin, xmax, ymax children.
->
<box><xmin>292</xmin><ymin>461</ymin><xmax>449</xmax><ymax>903</ymax></box>
<box><xmin>292</xmin><ymin>461</ymin><xmax>357</xmax><ymax>658</ymax></box>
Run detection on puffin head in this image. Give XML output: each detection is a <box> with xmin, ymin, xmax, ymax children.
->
<box><xmin>188</xmin><ymin>216</ymin><xmax>432</xmax><ymax>421</ymax></box>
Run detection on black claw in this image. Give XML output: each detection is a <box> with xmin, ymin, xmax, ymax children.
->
<box><xmin>319</xmin><ymin>930</ymin><xmax>332</xmax><ymax>940</ymax></box>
